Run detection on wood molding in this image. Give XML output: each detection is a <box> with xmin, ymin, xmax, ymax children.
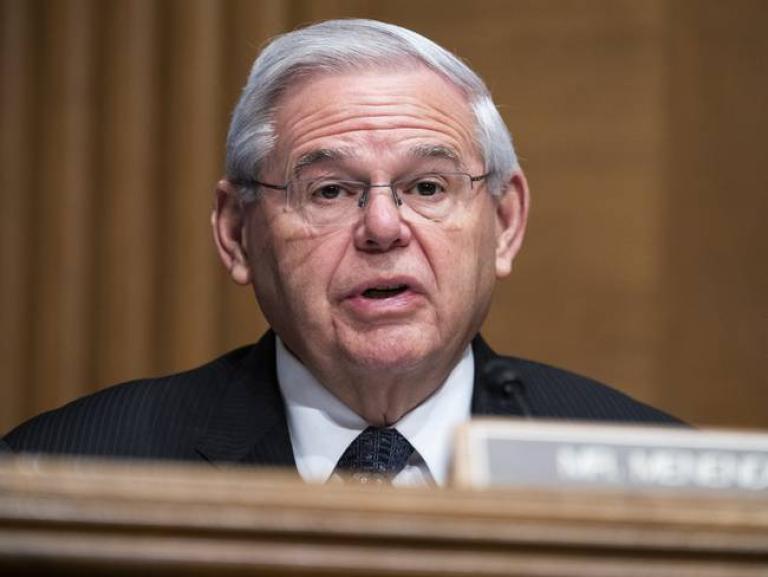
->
<box><xmin>1</xmin><ymin>457</ymin><xmax>766</xmax><ymax>576</ymax></box>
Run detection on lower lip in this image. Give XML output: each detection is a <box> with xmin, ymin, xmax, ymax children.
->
<box><xmin>343</xmin><ymin>289</ymin><xmax>424</xmax><ymax>319</ymax></box>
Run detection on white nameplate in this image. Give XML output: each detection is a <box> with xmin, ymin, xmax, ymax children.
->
<box><xmin>453</xmin><ymin>420</ymin><xmax>768</xmax><ymax>495</ymax></box>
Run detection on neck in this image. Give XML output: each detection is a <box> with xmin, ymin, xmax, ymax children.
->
<box><xmin>313</xmin><ymin>347</ymin><xmax>468</xmax><ymax>426</ymax></box>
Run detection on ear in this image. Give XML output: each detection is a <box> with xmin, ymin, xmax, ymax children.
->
<box><xmin>494</xmin><ymin>170</ymin><xmax>530</xmax><ymax>278</ymax></box>
<box><xmin>212</xmin><ymin>179</ymin><xmax>252</xmax><ymax>285</ymax></box>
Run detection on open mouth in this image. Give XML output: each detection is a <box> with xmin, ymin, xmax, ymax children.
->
<box><xmin>361</xmin><ymin>284</ymin><xmax>409</xmax><ymax>299</ymax></box>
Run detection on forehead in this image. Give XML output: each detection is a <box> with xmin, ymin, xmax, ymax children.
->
<box><xmin>269</xmin><ymin>66</ymin><xmax>480</xmax><ymax>174</ymax></box>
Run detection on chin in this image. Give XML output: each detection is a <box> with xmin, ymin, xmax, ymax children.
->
<box><xmin>337</xmin><ymin>325</ymin><xmax>439</xmax><ymax>372</ymax></box>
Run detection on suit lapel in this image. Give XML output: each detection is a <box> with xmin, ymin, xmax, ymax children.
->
<box><xmin>471</xmin><ymin>335</ymin><xmax>528</xmax><ymax>417</ymax></box>
<box><xmin>195</xmin><ymin>332</ymin><xmax>517</xmax><ymax>469</ymax></box>
<box><xmin>195</xmin><ymin>332</ymin><xmax>297</xmax><ymax>469</ymax></box>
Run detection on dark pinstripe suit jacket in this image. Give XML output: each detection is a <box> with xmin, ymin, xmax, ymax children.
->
<box><xmin>1</xmin><ymin>332</ymin><xmax>679</xmax><ymax>464</ymax></box>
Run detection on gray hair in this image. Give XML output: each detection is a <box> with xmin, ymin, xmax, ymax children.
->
<box><xmin>226</xmin><ymin>19</ymin><xmax>518</xmax><ymax>200</ymax></box>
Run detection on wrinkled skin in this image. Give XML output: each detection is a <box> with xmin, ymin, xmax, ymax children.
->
<box><xmin>213</xmin><ymin>67</ymin><xmax>529</xmax><ymax>425</ymax></box>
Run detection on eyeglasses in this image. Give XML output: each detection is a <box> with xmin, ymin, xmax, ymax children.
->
<box><xmin>247</xmin><ymin>172</ymin><xmax>490</xmax><ymax>227</ymax></box>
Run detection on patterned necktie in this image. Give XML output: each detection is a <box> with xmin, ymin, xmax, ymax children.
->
<box><xmin>335</xmin><ymin>427</ymin><xmax>415</xmax><ymax>484</ymax></box>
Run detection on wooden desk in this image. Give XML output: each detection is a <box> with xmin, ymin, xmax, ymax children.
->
<box><xmin>0</xmin><ymin>457</ymin><xmax>766</xmax><ymax>576</ymax></box>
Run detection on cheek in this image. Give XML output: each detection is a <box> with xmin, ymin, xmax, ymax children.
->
<box><xmin>428</xmin><ymin>213</ymin><xmax>498</xmax><ymax>296</ymax></box>
<box><xmin>250</xmin><ymin>222</ymin><xmax>348</xmax><ymax>314</ymax></box>
<box><xmin>245</xmin><ymin>230</ymin><xmax>282</xmax><ymax>315</ymax></box>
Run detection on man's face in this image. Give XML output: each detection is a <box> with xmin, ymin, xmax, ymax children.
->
<box><xmin>218</xmin><ymin>67</ymin><xmax>527</xmax><ymax>386</ymax></box>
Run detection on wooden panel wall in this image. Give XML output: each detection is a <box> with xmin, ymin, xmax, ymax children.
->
<box><xmin>662</xmin><ymin>0</ymin><xmax>768</xmax><ymax>426</ymax></box>
<box><xmin>1</xmin><ymin>0</ymin><xmax>766</xmax><ymax>433</ymax></box>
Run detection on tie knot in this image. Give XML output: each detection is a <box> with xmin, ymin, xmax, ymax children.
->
<box><xmin>335</xmin><ymin>427</ymin><xmax>415</xmax><ymax>484</ymax></box>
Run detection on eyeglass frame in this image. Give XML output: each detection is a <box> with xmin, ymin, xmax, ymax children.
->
<box><xmin>238</xmin><ymin>171</ymin><xmax>491</xmax><ymax>224</ymax></box>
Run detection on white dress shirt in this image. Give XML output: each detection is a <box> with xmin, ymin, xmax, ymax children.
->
<box><xmin>276</xmin><ymin>337</ymin><xmax>474</xmax><ymax>487</ymax></box>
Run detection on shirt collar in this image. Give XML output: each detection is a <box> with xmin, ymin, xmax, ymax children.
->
<box><xmin>276</xmin><ymin>337</ymin><xmax>474</xmax><ymax>486</ymax></box>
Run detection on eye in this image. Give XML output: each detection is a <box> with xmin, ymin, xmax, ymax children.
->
<box><xmin>305</xmin><ymin>180</ymin><xmax>359</xmax><ymax>203</ymax></box>
<box><xmin>416</xmin><ymin>181</ymin><xmax>441</xmax><ymax>196</ymax></box>
<box><xmin>316</xmin><ymin>184</ymin><xmax>343</xmax><ymax>200</ymax></box>
<box><xmin>405</xmin><ymin>176</ymin><xmax>448</xmax><ymax>197</ymax></box>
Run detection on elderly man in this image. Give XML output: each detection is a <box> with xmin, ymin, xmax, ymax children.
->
<box><xmin>2</xmin><ymin>20</ymin><xmax>677</xmax><ymax>485</ymax></box>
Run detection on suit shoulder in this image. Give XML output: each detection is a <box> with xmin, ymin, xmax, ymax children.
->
<box><xmin>505</xmin><ymin>355</ymin><xmax>682</xmax><ymax>424</ymax></box>
<box><xmin>3</xmin><ymin>345</ymin><xmax>256</xmax><ymax>458</ymax></box>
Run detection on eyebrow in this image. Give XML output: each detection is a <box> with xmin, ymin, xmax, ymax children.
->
<box><xmin>293</xmin><ymin>147</ymin><xmax>356</xmax><ymax>178</ymax></box>
<box><xmin>291</xmin><ymin>143</ymin><xmax>466</xmax><ymax>178</ymax></box>
<box><xmin>407</xmin><ymin>144</ymin><xmax>465</xmax><ymax>170</ymax></box>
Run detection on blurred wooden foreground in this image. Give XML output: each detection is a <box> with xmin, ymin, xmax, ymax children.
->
<box><xmin>0</xmin><ymin>457</ymin><xmax>766</xmax><ymax>576</ymax></box>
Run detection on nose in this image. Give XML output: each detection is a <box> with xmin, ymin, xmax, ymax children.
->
<box><xmin>353</xmin><ymin>187</ymin><xmax>412</xmax><ymax>252</ymax></box>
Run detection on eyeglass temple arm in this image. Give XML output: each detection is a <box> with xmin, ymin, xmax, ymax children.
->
<box><xmin>470</xmin><ymin>172</ymin><xmax>491</xmax><ymax>185</ymax></box>
<box><xmin>251</xmin><ymin>179</ymin><xmax>288</xmax><ymax>191</ymax></box>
